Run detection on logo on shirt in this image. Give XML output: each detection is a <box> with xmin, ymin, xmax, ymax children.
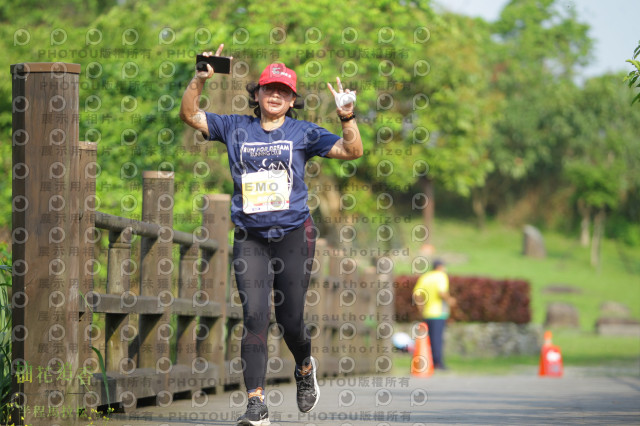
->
<box><xmin>239</xmin><ymin>141</ymin><xmax>293</xmax><ymax>214</ymax></box>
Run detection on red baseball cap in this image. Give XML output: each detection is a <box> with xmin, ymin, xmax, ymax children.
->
<box><xmin>259</xmin><ymin>63</ymin><xmax>297</xmax><ymax>94</ymax></box>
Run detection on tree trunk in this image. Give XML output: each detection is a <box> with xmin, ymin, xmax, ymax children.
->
<box><xmin>577</xmin><ymin>199</ymin><xmax>590</xmax><ymax>247</ymax></box>
<box><xmin>420</xmin><ymin>177</ymin><xmax>435</xmax><ymax>253</ymax></box>
<box><xmin>590</xmin><ymin>207</ymin><xmax>605</xmax><ymax>270</ymax></box>
<box><xmin>472</xmin><ymin>187</ymin><xmax>487</xmax><ymax>230</ymax></box>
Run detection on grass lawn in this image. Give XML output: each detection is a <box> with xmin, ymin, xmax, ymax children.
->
<box><xmin>391</xmin><ymin>218</ymin><xmax>640</xmax><ymax>373</ymax></box>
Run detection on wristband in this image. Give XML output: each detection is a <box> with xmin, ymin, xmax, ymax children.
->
<box><xmin>339</xmin><ymin>112</ymin><xmax>356</xmax><ymax>122</ymax></box>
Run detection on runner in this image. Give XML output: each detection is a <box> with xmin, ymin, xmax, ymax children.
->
<box><xmin>180</xmin><ymin>44</ymin><xmax>363</xmax><ymax>426</ymax></box>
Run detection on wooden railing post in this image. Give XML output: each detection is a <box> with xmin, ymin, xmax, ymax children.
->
<box><xmin>199</xmin><ymin>194</ymin><xmax>230</xmax><ymax>392</ymax></box>
<box><xmin>105</xmin><ymin>228</ymin><xmax>132</xmax><ymax>374</ymax></box>
<box><xmin>138</xmin><ymin>171</ymin><xmax>174</xmax><ymax>397</ymax></box>
<box><xmin>78</xmin><ymin>141</ymin><xmax>97</xmax><ymax>404</ymax></box>
<box><xmin>176</xmin><ymin>242</ymin><xmax>199</xmax><ymax>385</ymax></box>
<box><xmin>11</xmin><ymin>62</ymin><xmax>81</xmax><ymax>425</ymax></box>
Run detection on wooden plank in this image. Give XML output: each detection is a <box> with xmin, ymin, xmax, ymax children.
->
<box><xmin>94</xmin><ymin>212</ymin><xmax>219</xmax><ymax>252</ymax></box>
<box><xmin>83</xmin><ymin>294</ymin><xmax>222</xmax><ymax>317</ymax></box>
<box><xmin>87</xmin><ymin>363</ymin><xmax>223</xmax><ymax>407</ymax></box>
<box><xmin>87</xmin><ymin>367</ymin><xmax>163</xmax><ymax>405</ymax></box>
<box><xmin>166</xmin><ymin>363</ymin><xmax>220</xmax><ymax>394</ymax></box>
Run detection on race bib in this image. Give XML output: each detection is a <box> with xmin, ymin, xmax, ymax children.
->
<box><xmin>241</xmin><ymin>169</ymin><xmax>290</xmax><ymax>214</ymax></box>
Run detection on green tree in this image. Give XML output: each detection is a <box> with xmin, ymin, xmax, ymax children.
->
<box><xmin>482</xmin><ymin>0</ymin><xmax>593</xmax><ymax>225</ymax></box>
<box><xmin>564</xmin><ymin>73</ymin><xmax>640</xmax><ymax>268</ymax></box>
<box><xmin>624</xmin><ymin>40</ymin><xmax>640</xmax><ymax>104</ymax></box>
<box><xmin>419</xmin><ymin>12</ymin><xmax>500</xmax><ymax>231</ymax></box>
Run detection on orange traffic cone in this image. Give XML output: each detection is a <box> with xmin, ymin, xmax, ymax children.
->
<box><xmin>411</xmin><ymin>322</ymin><xmax>434</xmax><ymax>378</ymax></box>
<box><xmin>539</xmin><ymin>330</ymin><xmax>563</xmax><ymax>377</ymax></box>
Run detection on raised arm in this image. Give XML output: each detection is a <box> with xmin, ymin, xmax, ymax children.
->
<box><xmin>179</xmin><ymin>44</ymin><xmax>226</xmax><ymax>137</ymax></box>
<box><xmin>325</xmin><ymin>77</ymin><xmax>363</xmax><ymax>160</ymax></box>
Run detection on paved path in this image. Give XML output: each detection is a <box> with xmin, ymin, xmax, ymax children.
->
<box><xmin>103</xmin><ymin>369</ymin><xmax>640</xmax><ymax>425</ymax></box>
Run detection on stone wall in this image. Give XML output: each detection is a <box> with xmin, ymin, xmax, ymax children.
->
<box><xmin>394</xmin><ymin>322</ymin><xmax>543</xmax><ymax>357</ymax></box>
<box><xmin>445</xmin><ymin>322</ymin><xmax>543</xmax><ymax>357</ymax></box>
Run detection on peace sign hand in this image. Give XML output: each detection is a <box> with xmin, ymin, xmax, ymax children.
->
<box><xmin>328</xmin><ymin>77</ymin><xmax>356</xmax><ymax>116</ymax></box>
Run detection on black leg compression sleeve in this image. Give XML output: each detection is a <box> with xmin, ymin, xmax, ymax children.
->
<box><xmin>233</xmin><ymin>217</ymin><xmax>316</xmax><ymax>390</ymax></box>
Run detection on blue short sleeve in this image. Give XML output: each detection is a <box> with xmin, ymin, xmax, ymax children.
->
<box><xmin>205</xmin><ymin>112</ymin><xmax>236</xmax><ymax>144</ymax></box>
<box><xmin>303</xmin><ymin>123</ymin><xmax>340</xmax><ymax>161</ymax></box>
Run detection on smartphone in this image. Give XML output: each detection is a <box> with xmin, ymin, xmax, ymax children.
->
<box><xmin>196</xmin><ymin>55</ymin><xmax>232</xmax><ymax>74</ymax></box>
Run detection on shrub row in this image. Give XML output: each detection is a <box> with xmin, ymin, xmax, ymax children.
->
<box><xmin>394</xmin><ymin>274</ymin><xmax>531</xmax><ymax>324</ymax></box>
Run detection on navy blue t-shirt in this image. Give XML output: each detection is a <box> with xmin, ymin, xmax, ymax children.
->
<box><xmin>205</xmin><ymin>113</ymin><xmax>340</xmax><ymax>239</ymax></box>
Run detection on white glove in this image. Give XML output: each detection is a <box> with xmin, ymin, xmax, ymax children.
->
<box><xmin>335</xmin><ymin>91</ymin><xmax>356</xmax><ymax>108</ymax></box>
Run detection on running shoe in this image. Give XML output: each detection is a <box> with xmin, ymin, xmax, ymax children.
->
<box><xmin>236</xmin><ymin>396</ymin><xmax>270</xmax><ymax>425</ymax></box>
<box><xmin>294</xmin><ymin>356</ymin><xmax>320</xmax><ymax>413</ymax></box>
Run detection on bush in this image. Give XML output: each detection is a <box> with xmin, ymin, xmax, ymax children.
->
<box><xmin>0</xmin><ymin>244</ymin><xmax>11</xmax><ymax>423</ymax></box>
<box><xmin>394</xmin><ymin>274</ymin><xmax>531</xmax><ymax>324</ymax></box>
<box><xmin>393</xmin><ymin>275</ymin><xmax>424</xmax><ymax>323</ymax></box>
<box><xmin>607</xmin><ymin>216</ymin><xmax>640</xmax><ymax>247</ymax></box>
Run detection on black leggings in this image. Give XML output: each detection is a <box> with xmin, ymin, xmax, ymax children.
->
<box><xmin>233</xmin><ymin>216</ymin><xmax>316</xmax><ymax>390</ymax></box>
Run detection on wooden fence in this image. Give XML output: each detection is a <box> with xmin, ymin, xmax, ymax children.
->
<box><xmin>10</xmin><ymin>62</ymin><xmax>393</xmax><ymax>425</ymax></box>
